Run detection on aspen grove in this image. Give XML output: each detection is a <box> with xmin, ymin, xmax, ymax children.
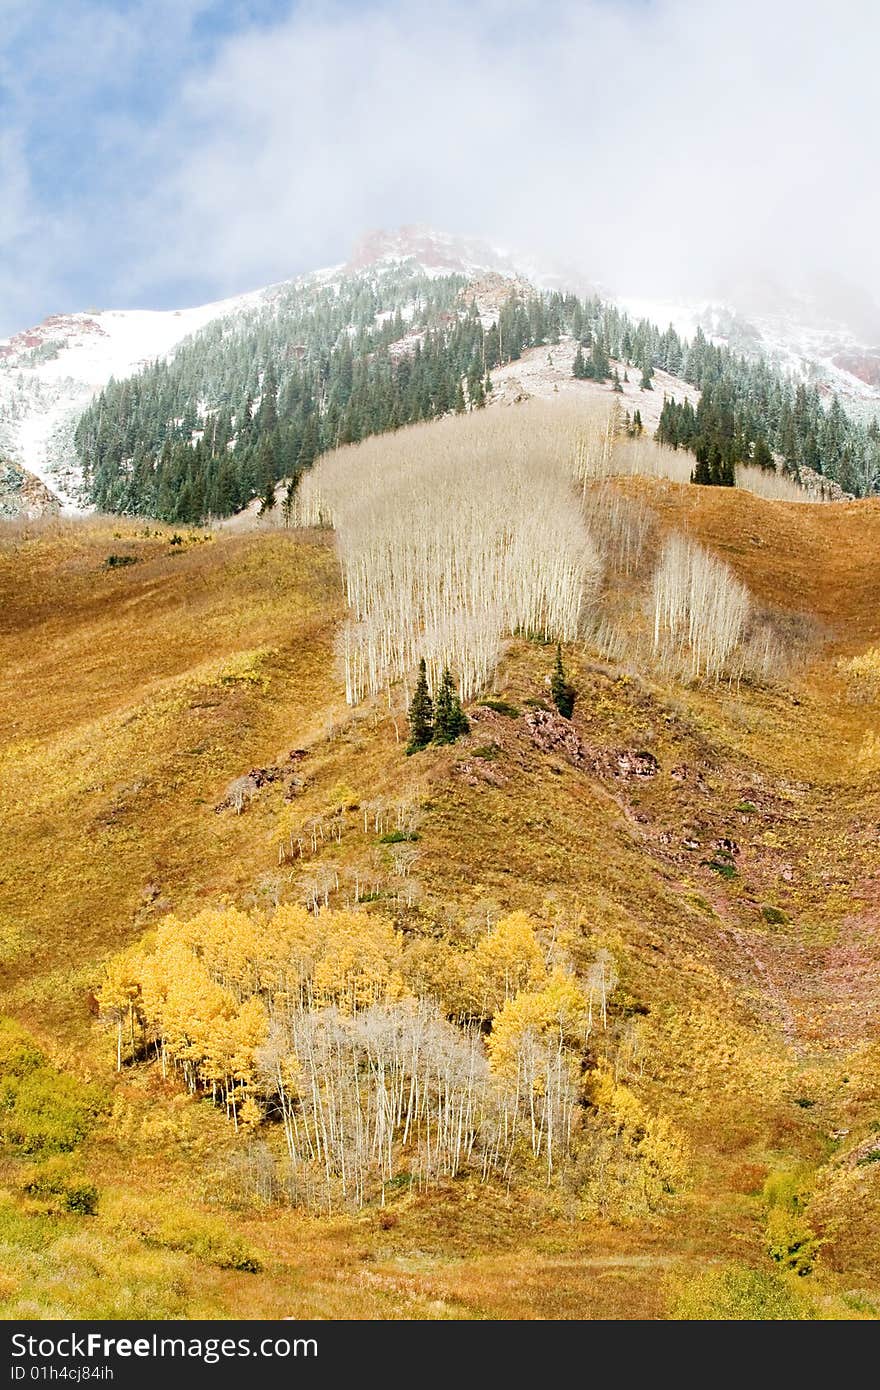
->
<box><xmin>294</xmin><ymin>401</ymin><xmax>608</xmax><ymax>702</ymax></box>
<box><xmin>96</xmin><ymin>905</ymin><xmax>692</xmax><ymax>1212</ymax></box>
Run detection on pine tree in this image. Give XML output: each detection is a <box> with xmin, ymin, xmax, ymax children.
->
<box><xmin>572</xmin><ymin>345</ymin><xmax>587</xmax><ymax>380</ymax></box>
<box><xmin>406</xmin><ymin>659</ymin><xmax>434</xmax><ymax>753</ymax></box>
<box><xmin>691</xmin><ymin>440</ymin><xmax>712</xmax><ymax>485</ymax></box>
<box><xmin>550</xmin><ymin>645</ymin><xmax>576</xmax><ymax>719</ymax></box>
<box><xmin>752</xmin><ymin>437</ymin><xmax>774</xmax><ymax>471</ymax></box>
<box><xmin>433</xmin><ymin>667</ymin><xmax>469</xmax><ymax>744</ymax></box>
<box><xmin>589</xmin><ymin>338</ymin><xmax>610</xmax><ymax>381</ymax></box>
<box><xmin>281</xmin><ymin>476</ymin><xmax>297</xmax><ymax>527</ymax></box>
<box><xmin>259</xmin><ymin>474</ymin><xmax>276</xmax><ymax>515</ymax></box>
<box><xmin>639</xmin><ymin>357</ymin><xmax>654</xmax><ymax>391</ymax></box>
<box><xmin>612</xmin><ymin>367</ymin><xmax>623</xmax><ymax>393</ymax></box>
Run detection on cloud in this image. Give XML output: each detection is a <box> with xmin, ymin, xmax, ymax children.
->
<box><xmin>2</xmin><ymin>0</ymin><xmax>879</xmax><ymax>332</ymax></box>
<box><xmin>141</xmin><ymin>0</ymin><xmax>880</xmax><ymax>312</ymax></box>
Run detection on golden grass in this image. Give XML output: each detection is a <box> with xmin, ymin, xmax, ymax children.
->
<box><xmin>2</xmin><ymin>479</ymin><xmax>880</xmax><ymax>1318</ymax></box>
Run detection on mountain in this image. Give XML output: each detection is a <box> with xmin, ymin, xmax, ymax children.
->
<box><xmin>617</xmin><ymin>287</ymin><xmax>880</xmax><ymax>421</ymax></box>
<box><xmin>4</xmin><ymin>226</ymin><xmax>880</xmax><ymax>1322</ymax></box>
<box><xmin>2</xmin><ymin>408</ymin><xmax>880</xmax><ymax>1318</ymax></box>
<box><xmin>2</xmin><ymin>227</ymin><xmax>880</xmax><ymax>524</ymax></box>
<box><xmin>0</xmin><ymin>288</ymin><xmax>280</xmax><ymax>512</ymax></box>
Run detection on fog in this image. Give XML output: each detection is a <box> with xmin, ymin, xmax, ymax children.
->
<box><xmin>2</xmin><ymin>0</ymin><xmax>879</xmax><ymax>334</ymax></box>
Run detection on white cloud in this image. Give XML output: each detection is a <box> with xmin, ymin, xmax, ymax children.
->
<box><xmin>138</xmin><ymin>0</ymin><xmax>880</xmax><ymax>315</ymax></box>
<box><xmin>2</xmin><ymin>0</ymin><xmax>879</xmax><ymax>331</ymax></box>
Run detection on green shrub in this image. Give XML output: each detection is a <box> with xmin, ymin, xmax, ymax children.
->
<box><xmin>379</xmin><ymin>829</ymin><xmax>417</xmax><ymax>844</ymax></box>
<box><xmin>19</xmin><ymin>1157</ymin><xmax>98</xmax><ymax>1216</ymax></box>
<box><xmin>103</xmin><ymin>554</ymin><xmax>138</xmax><ymax>569</ymax></box>
<box><xmin>479</xmin><ymin>699</ymin><xmax>520</xmax><ymax>718</ymax></box>
<box><xmin>764</xmin><ymin>1207</ymin><xmax>820</xmax><ymax>1275</ymax></box>
<box><xmin>0</xmin><ymin>1018</ymin><xmax>106</xmax><ymax>1154</ymax></box>
<box><xmin>762</xmin><ymin>905</ymin><xmax>788</xmax><ymax>926</ymax></box>
<box><xmin>159</xmin><ymin>1218</ymin><xmax>262</xmax><ymax>1272</ymax></box>
<box><xmin>671</xmin><ymin>1263</ymin><xmax>815</xmax><ymax>1319</ymax></box>
<box><xmin>704</xmin><ymin>859</ymin><xmax>737</xmax><ymax>880</ymax></box>
<box><xmin>107</xmin><ymin>1196</ymin><xmax>262</xmax><ymax>1272</ymax></box>
<box><xmin>763</xmin><ymin>1166</ymin><xmax>820</xmax><ymax>1275</ymax></box>
<box><xmin>763</xmin><ymin>1166</ymin><xmax>808</xmax><ymax>1212</ymax></box>
<box><xmin>470</xmin><ymin>744</ymin><xmax>502</xmax><ymax>761</ymax></box>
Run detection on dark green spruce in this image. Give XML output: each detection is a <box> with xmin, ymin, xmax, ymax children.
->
<box><xmin>406</xmin><ymin>659</ymin><xmax>434</xmax><ymax>754</ymax></box>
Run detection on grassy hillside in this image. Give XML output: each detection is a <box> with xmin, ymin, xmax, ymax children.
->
<box><xmin>1</xmin><ymin>459</ymin><xmax>879</xmax><ymax>1319</ymax></box>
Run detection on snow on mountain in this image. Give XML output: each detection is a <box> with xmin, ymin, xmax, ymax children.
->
<box><xmin>5</xmin><ymin>223</ymin><xmax>878</xmax><ymax>519</ymax></box>
<box><xmin>0</xmin><ymin>288</ymin><xmax>274</xmax><ymax>513</ymax></box>
<box><xmin>616</xmin><ymin>291</ymin><xmax>880</xmax><ymax>421</ymax></box>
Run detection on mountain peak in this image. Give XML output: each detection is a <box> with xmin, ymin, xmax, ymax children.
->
<box><xmin>346</xmin><ymin>225</ymin><xmax>520</xmax><ymax>280</ymax></box>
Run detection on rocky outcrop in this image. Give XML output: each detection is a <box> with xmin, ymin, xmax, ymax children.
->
<box><xmin>0</xmin><ymin>458</ymin><xmax>61</xmax><ymax>520</ymax></box>
<box><xmin>525</xmin><ymin>708</ymin><xmax>659</xmax><ymax>780</ymax></box>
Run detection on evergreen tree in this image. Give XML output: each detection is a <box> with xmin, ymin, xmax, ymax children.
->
<box><xmin>691</xmin><ymin>440</ymin><xmax>712</xmax><ymax>485</ymax></box>
<box><xmin>259</xmin><ymin>474</ymin><xmax>276</xmax><ymax>515</ymax></box>
<box><xmin>572</xmin><ymin>345</ymin><xmax>587</xmax><ymax>380</ymax></box>
<box><xmin>588</xmin><ymin>337</ymin><xmax>610</xmax><ymax>381</ymax></box>
<box><xmin>406</xmin><ymin>659</ymin><xmax>434</xmax><ymax>753</ymax></box>
<box><xmin>432</xmin><ymin>666</ymin><xmax>469</xmax><ymax>744</ymax></box>
<box><xmin>612</xmin><ymin>367</ymin><xmax>623</xmax><ymax>393</ymax></box>
<box><xmin>550</xmin><ymin>645</ymin><xmax>576</xmax><ymax>719</ymax></box>
<box><xmin>639</xmin><ymin>357</ymin><xmax>654</xmax><ymax>391</ymax></box>
<box><xmin>752</xmin><ymin>437</ymin><xmax>774</xmax><ymax>471</ymax></box>
<box><xmin>281</xmin><ymin>476</ymin><xmax>297</xmax><ymax>527</ymax></box>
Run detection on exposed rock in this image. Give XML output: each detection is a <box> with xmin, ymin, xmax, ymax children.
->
<box><xmin>525</xmin><ymin>709</ymin><xmax>589</xmax><ymax>767</ymax></box>
<box><xmin>0</xmin><ymin>457</ymin><xmax>61</xmax><ymax>520</ymax></box>
<box><xmin>454</xmin><ymin>757</ymin><xmax>507</xmax><ymax>788</ymax></box>
<box><xmin>596</xmin><ymin>748</ymin><xmax>659</xmax><ymax>780</ymax></box>
<box><xmin>525</xmin><ymin>709</ymin><xmax>659</xmax><ymax>780</ymax></box>
<box><xmin>215</xmin><ymin>749</ymin><xmax>308</xmax><ymax>812</ymax></box>
<box><xmin>714</xmin><ymin>837</ymin><xmax>740</xmax><ymax>857</ymax></box>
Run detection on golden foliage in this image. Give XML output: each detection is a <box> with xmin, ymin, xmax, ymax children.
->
<box><xmin>579</xmin><ymin>1069</ymin><xmax>691</xmax><ymax>1223</ymax></box>
<box><xmin>471</xmin><ymin>910</ymin><xmax>548</xmax><ymax>1017</ymax></box>
<box><xmin>838</xmin><ymin>646</ymin><xmax>880</xmax><ymax>703</ymax></box>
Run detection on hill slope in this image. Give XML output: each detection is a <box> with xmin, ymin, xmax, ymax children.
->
<box><xmin>1</xmin><ymin>421</ymin><xmax>879</xmax><ymax>1317</ymax></box>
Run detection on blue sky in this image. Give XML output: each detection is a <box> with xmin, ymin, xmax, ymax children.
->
<box><xmin>1</xmin><ymin>0</ymin><xmax>878</xmax><ymax>335</ymax></box>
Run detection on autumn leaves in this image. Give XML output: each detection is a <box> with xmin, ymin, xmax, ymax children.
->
<box><xmin>99</xmin><ymin>906</ymin><xmax>619</xmax><ymax>1208</ymax></box>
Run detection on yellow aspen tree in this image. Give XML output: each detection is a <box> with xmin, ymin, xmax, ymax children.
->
<box><xmin>472</xmin><ymin>910</ymin><xmax>548</xmax><ymax>1018</ymax></box>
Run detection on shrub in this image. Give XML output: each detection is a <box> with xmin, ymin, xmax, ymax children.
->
<box><xmin>763</xmin><ymin>1166</ymin><xmax>820</xmax><ymax>1275</ymax></box>
<box><xmin>479</xmin><ymin>699</ymin><xmax>520</xmax><ymax>718</ymax></box>
<box><xmin>762</xmin><ymin>905</ymin><xmax>788</xmax><ymax>926</ymax></box>
<box><xmin>103</xmin><ymin>554</ymin><xmax>138</xmax><ymax>569</ymax></box>
<box><xmin>105</xmin><ymin>1196</ymin><xmax>262</xmax><ymax>1272</ymax></box>
<box><xmin>765</xmin><ymin>1207</ymin><xmax>820</xmax><ymax>1275</ymax></box>
<box><xmin>704</xmin><ymin>858</ymin><xmax>737</xmax><ymax>880</ymax></box>
<box><xmin>838</xmin><ymin>646</ymin><xmax>880</xmax><ymax>704</ymax></box>
<box><xmin>0</xmin><ymin>1019</ymin><xmax>106</xmax><ymax>1154</ymax></box>
<box><xmin>671</xmin><ymin>1264</ymin><xmax>815</xmax><ymax>1319</ymax></box>
<box><xmin>19</xmin><ymin>1157</ymin><xmax>98</xmax><ymax>1216</ymax></box>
